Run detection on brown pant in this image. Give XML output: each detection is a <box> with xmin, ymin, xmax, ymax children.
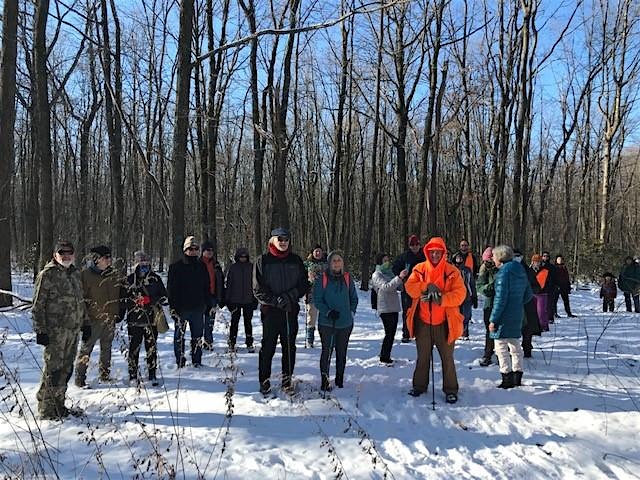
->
<box><xmin>412</xmin><ymin>320</ymin><xmax>458</xmax><ymax>394</ymax></box>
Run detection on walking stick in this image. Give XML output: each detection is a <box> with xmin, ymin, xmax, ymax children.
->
<box><xmin>429</xmin><ymin>298</ymin><xmax>436</xmax><ymax>411</ymax></box>
<box><xmin>324</xmin><ymin>317</ymin><xmax>336</xmax><ymax>399</ymax></box>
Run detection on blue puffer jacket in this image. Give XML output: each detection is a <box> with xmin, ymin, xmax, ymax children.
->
<box><xmin>313</xmin><ymin>270</ymin><xmax>358</xmax><ymax>329</ymax></box>
<box><xmin>489</xmin><ymin>260</ymin><xmax>533</xmax><ymax>339</ymax></box>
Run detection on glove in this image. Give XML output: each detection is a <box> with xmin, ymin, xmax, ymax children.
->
<box><xmin>484</xmin><ymin>285</ymin><xmax>495</xmax><ymax>297</ymax></box>
<box><xmin>275</xmin><ymin>295</ymin><xmax>289</xmax><ymax>310</ymax></box>
<box><xmin>328</xmin><ymin>309</ymin><xmax>340</xmax><ymax>320</ymax></box>
<box><xmin>36</xmin><ymin>332</ymin><xmax>49</xmax><ymax>346</ymax></box>
<box><xmin>421</xmin><ymin>284</ymin><xmax>442</xmax><ymax>304</ymax></box>
<box><xmin>472</xmin><ymin>296</ymin><xmax>478</xmax><ymax>309</ymax></box>
<box><xmin>81</xmin><ymin>325</ymin><xmax>92</xmax><ymax>342</ymax></box>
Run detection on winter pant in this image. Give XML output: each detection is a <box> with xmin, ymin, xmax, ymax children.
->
<box><xmin>174</xmin><ymin>308</ymin><xmax>205</xmax><ymax>366</ymax></box>
<box><xmin>203</xmin><ymin>295</ymin><xmax>219</xmax><ymax>346</ymax></box>
<box><xmin>128</xmin><ymin>324</ymin><xmax>158</xmax><ymax>378</ymax></box>
<box><xmin>552</xmin><ymin>289</ymin><xmax>573</xmax><ymax>316</ymax></box>
<box><xmin>412</xmin><ymin>320</ymin><xmax>458</xmax><ymax>395</ymax></box>
<box><xmin>482</xmin><ymin>308</ymin><xmax>495</xmax><ymax>360</ymax></box>
<box><xmin>75</xmin><ymin>320</ymin><xmax>115</xmax><ymax>382</ymax></box>
<box><xmin>379</xmin><ymin>312</ymin><xmax>399</xmax><ymax>362</ymax></box>
<box><xmin>533</xmin><ymin>293</ymin><xmax>549</xmax><ymax>331</ymax></box>
<box><xmin>494</xmin><ymin>338</ymin><xmax>524</xmax><ymax>374</ymax></box>
<box><xmin>37</xmin><ymin>327</ymin><xmax>79</xmax><ymax>417</ymax></box>
<box><xmin>460</xmin><ymin>300</ymin><xmax>472</xmax><ymax>337</ymax></box>
<box><xmin>258</xmin><ymin>308</ymin><xmax>299</xmax><ymax>386</ymax></box>
<box><xmin>400</xmin><ymin>292</ymin><xmax>411</xmax><ymax>340</ymax></box>
<box><xmin>229</xmin><ymin>304</ymin><xmax>254</xmax><ymax>347</ymax></box>
<box><xmin>306</xmin><ymin>303</ymin><xmax>319</xmax><ymax>345</ymax></box>
<box><xmin>521</xmin><ymin>331</ymin><xmax>533</xmax><ymax>356</ymax></box>
<box><xmin>603</xmin><ymin>298</ymin><xmax>615</xmax><ymax>312</ymax></box>
<box><xmin>623</xmin><ymin>292</ymin><xmax>640</xmax><ymax>312</ymax></box>
<box><xmin>319</xmin><ymin>324</ymin><xmax>353</xmax><ymax>384</ymax></box>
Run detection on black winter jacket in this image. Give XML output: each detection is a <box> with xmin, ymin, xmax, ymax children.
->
<box><xmin>391</xmin><ymin>249</ymin><xmax>426</xmax><ymax>277</ymax></box>
<box><xmin>125</xmin><ymin>269</ymin><xmax>168</xmax><ymax>327</ymax></box>
<box><xmin>253</xmin><ymin>250</ymin><xmax>307</xmax><ymax>314</ymax></box>
<box><xmin>167</xmin><ymin>255</ymin><xmax>211</xmax><ymax>312</ymax></box>
<box><xmin>226</xmin><ymin>249</ymin><xmax>256</xmax><ymax>306</ymax></box>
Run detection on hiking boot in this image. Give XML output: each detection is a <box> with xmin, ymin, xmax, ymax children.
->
<box><xmin>335</xmin><ymin>376</ymin><xmax>344</xmax><ymax>389</ymax></box>
<box><xmin>380</xmin><ymin>358</ymin><xmax>394</xmax><ymax>365</ymax></box>
<box><xmin>568</xmin><ymin>313</ymin><xmax>577</xmax><ymax>318</ymax></box>
<box><xmin>445</xmin><ymin>393</ymin><xmax>458</xmax><ymax>404</ymax></box>
<box><xmin>498</xmin><ymin>372</ymin><xmax>515</xmax><ymax>389</ymax></box>
<box><xmin>99</xmin><ymin>374</ymin><xmax>117</xmax><ymax>384</ymax></box>
<box><xmin>513</xmin><ymin>371</ymin><xmax>523</xmax><ymax>387</ymax></box>
<box><xmin>479</xmin><ymin>357</ymin><xmax>493</xmax><ymax>367</ymax></box>
<box><xmin>247</xmin><ymin>345</ymin><xmax>256</xmax><ymax>353</ymax></box>
<box><xmin>177</xmin><ymin>357</ymin><xmax>186</xmax><ymax>368</ymax></box>
<box><xmin>74</xmin><ymin>377</ymin><xmax>86</xmax><ymax>388</ymax></box>
<box><xmin>523</xmin><ymin>350</ymin><xmax>532</xmax><ymax>358</ymax></box>
<box><xmin>401</xmin><ymin>337</ymin><xmax>411</xmax><ymax>344</ymax></box>
<box><xmin>321</xmin><ymin>375</ymin><xmax>332</xmax><ymax>392</ymax></box>
<box><xmin>305</xmin><ymin>340</ymin><xmax>314</xmax><ymax>348</ymax></box>
<box><xmin>408</xmin><ymin>388</ymin><xmax>423</xmax><ymax>397</ymax></box>
<box><xmin>259</xmin><ymin>380</ymin><xmax>271</xmax><ymax>396</ymax></box>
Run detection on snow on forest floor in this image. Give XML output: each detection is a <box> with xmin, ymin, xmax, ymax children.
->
<box><xmin>1</xmin><ymin>273</ymin><xmax>639</xmax><ymax>479</ymax></box>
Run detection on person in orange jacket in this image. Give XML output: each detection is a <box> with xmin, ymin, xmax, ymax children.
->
<box><xmin>405</xmin><ymin>237</ymin><xmax>467</xmax><ymax>404</ymax></box>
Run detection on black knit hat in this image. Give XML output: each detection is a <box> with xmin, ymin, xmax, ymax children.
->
<box><xmin>90</xmin><ymin>245</ymin><xmax>111</xmax><ymax>257</ymax></box>
<box><xmin>375</xmin><ymin>253</ymin><xmax>389</xmax><ymax>265</ymax></box>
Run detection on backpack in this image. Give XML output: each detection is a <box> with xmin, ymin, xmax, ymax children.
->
<box><xmin>321</xmin><ymin>271</ymin><xmax>351</xmax><ymax>289</ymax></box>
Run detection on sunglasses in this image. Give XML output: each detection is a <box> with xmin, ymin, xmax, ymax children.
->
<box><xmin>187</xmin><ymin>246</ymin><xmax>200</xmax><ymax>251</ymax></box>
<box><xmin>277</xmin><ymin>237</ymin><xmax>290</xmax><ymax>242</ymax></box>
<box><xmin>57</xmin><ymin>250</ymin><xmax>74</xmax><ymax>255</ymax></box>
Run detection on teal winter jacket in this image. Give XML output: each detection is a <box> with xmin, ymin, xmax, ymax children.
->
<box><xmin>489</xmin><ymin>260</ymin><xmax>533</xmax><ymax>339</ymax></box>
<box><xmin>313</xmin><ymin>270</ymin><xmax>358</xmax><ymax>329</ymax></box>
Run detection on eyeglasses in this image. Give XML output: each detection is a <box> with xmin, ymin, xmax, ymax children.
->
<box><xmin>187</xmin><ymin>246</ymin><xmax>200</xmax><ymax>251</ymax></box>
<box><xmin>277</xmin><ymin>237</ymin><xmax>290</xmax><ymax>242</ymax></box>
<box><xmin>57</xmin><ymin>250</ymin><xmax>74</xmax><ymax>255</ymax></box>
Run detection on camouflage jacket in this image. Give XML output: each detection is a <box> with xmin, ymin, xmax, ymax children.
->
<box><xmin>304</xmin><ymin>256</ymin><xmax>328</xmax><ymax>303</ymax></box>
<box><xmin>32</xmin><ymin>260</ymin><xmax>88</xmax><ymax>334</ymax></box>
<box><xmin>81</xmin><ymin>266</ymin><xmax>125</xmax><ymax>325</ymax></box>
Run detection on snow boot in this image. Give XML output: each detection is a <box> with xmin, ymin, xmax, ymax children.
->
<box><xmin>498</xmin><ymin>372</ymin><xmax>515</xmax><ymax>389</ymax></box>
<box><xmin>513</xmin><ymin>371</ymin><xmax>523</xmax><ymax>387</ymax></box>
<box><xmin>479</xmin><ymin>357</ymin><xmax>493</xmax><ymax>367</ymax></box>
<box><xmin>321</xmin><ymin>374</ymin><xmax>332</xmax><ymax>392</ymax></box>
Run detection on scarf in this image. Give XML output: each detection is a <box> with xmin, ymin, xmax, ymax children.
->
<box><xmin>268</xmin><ymin>242</ymin><xmax>290</xmax><ymax>259</ymax></box>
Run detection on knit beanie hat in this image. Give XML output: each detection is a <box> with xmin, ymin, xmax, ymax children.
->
<box><xmin>183</xmin><ymin>236</ymin><xmax>198</xmax><ymax>252</ymax></box>
<box><xmin>133</xmin><ymin>251</ymin><xmax>150</xmax><ymax>265</ymax></box>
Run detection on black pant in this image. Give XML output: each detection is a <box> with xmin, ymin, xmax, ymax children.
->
<box><xmin>623</xmin><ymin>292</ymin><xmax>640</xmax><ymax>312</ymax></box>
<box><xmin>319</xmin><ymin>323</ymin><xmax>353</xmax><ymax>384</ymax></box>
<box><xmin>552</xmin><ymin>289</ymin><xmax>573</xmax><ymax>315</ymax></box>
<box><xmin>379</xmin><ymin>312</ymin><xmax>398</xmax><ymax>361</ymax></box>
<box><xmin>258</xmin><ymin>308</ymin><xmax>298</xmax><ymax>386</ymax></box>
<box><xmin>128</xmin><ymin>325</ymin><xmax>158</xmax><ymax>378</ymax></box>
<box><xmin>482</xmin><ymin>309</ymin><xmax>494</xmax><ymax>360</ymax></box>
<box><xmin>603</xmin><ymin>298</ymin><xmax>615</xmax><ymax>312</ymax></box>
<box><xmin>400</xmin><ymin>292</ymin><xmax>411</xmax><ymax>340</ymax></box>
<box><xmin>229</xmin><ymin>304</ymin><xmax>254</xmax><ymax>347</ymax></box>
<box><xmin>521</xmin><ymin>331</ymin><xmax>533</xmax><ymax>356</ymax></box>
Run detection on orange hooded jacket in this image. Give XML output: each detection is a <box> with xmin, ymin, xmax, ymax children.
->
<box><xmin>405</xmin><ymin>237</ymin><xmax>467</xmax><ymax>344</ymax></box>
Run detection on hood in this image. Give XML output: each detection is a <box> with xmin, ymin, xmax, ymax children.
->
<box><xmin>423</xmin><ymin>237</ymin><xmax>447</xmax><ymax>264</ymax></box>
<box><xmin>234</xmin><ymin>247</ymin><xmax>250</xmax><ymax>261</ymax></box>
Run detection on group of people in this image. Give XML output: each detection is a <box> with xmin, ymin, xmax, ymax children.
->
<box><xmin>30</xmin><ymin>229</ymin><xmax>638</xmax><ymax>420</ymax></box>
<box><xmin>600</xmin><ymin>256</ymin><xmax>640</xmax><ymax>313</ymax></box>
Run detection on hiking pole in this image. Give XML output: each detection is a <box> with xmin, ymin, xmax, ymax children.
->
<box><xmin>429</xmin><ymin>298</ymin><xmax>436</xmax><ymax>411</ymax></box>
<box><xmin>324</xmin><ymin>317</ymin><xmax>336</xmax><ymax>399</ymax></box>
<box><xmin>285</xmin><ymin>309</ymin><xmax>293</xmax><ymax>392</ymax></box>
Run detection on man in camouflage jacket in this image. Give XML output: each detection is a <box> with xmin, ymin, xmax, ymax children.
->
<box><xmin>32</xmin><ymin>240</ymin><xmax>90</xmax><ymax>420</ymax></box>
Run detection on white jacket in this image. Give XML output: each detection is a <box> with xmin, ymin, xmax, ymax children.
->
<box><xmin>371</xmin><ymin>269</ymin><xmax>403</xmax><ymax>314</ymax></box>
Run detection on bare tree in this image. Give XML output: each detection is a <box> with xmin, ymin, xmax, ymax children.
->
<box><xmin>0</xmin><ymin>0</ymin><xmax>18</xmax><ymax>306</ymax></box>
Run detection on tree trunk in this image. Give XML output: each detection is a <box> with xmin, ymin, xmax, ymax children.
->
<box><xmin>170</xmin><ymin>0</ymin><xmax>194</xmax><ymax>260</ymax></box>
<box><xmin>0</xmin><ymin>0</ymin><xmax>18</xmax><ymax>305</ymax></box>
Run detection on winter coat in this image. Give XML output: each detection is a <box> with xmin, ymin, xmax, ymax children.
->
<box><xmin>225</xmin><ymin>248</ymin><xmax>256</xmax><ymax>306</ymax></box>
<box><xmin>555</xmin><ymin>264</ymin><xmax>571</xmax><ymax>293</ymax></box>
<box><xmin>125</xmin><ymin>269</ymin><xmax>168</xmax><ymax>327</ymax></box>
<box><xmin>32</xmin><ymin>260</ymin><xmax>89</xmax><ymax>334</ymax></box>
<box><xmin>600</xmin><ymin>279</ymin><xmax>617</xmax><ymax>300</ymax></box>
<box><xmin>477</xmin><ymin>261</ymin><xmax>498</xmax><ymax>311</ymax></box>
<box><xmin>618</xmin><ymin>262</ymin><xmax>640</xmax><ymax>293</ymax></box>
<box><xmin>391</xmin><ymin>248</ymin><xmax>426</xmax><ymax>277</ymax></box>
<box><xmin>81</xmin><ymin>266</ymin><xmax>125</xmax><ymax>326</ymax></box>
<box><xmin>313</xmin><ymin>270</ymin><xmax>358</xmax><ymax>329</ymax></box>
<box><xmin>404</xmin><ymin>237</ymin><xmax>466</xmax><ymax>344</ymax></box>
<box><xmin>304</xmin><ymin>255</ymin><xmax>328</xmax><ymax>303</ymax></box>
<box><xmin>456</xmin><ymin>264</ymin><xmax>477</xmax><ymax>306</ymax></box>
<box><xmin>489</xmin><ymin>260</ymin><xmax>534</xmax><ymax>339</ymax></box>
<box><xmin>371</xmin><ymin>268</ymin><xmax>403</xmax><ymax>314</ymax></box>
<box><xmin>167</xmin><ymin>255</ymin><xmax>211</xmax><ymax>313</ymax></box>
<box><xmin>530</xmin><ymin>264</ymin><xmax>555</xmax><ymax>294</ymax></box>
<box><xmin>253</xmin><ymin>247</ymin><xmax>307</xmax><ymax>314</ymax></box>
<box><xmin>201</xmin><ymin>256</ymin><xmax>225</xmax><ymax>305</ymax></box>
<box><xmin>454</xmin><ymin>250</ymin><xmax>479</xmax><ymax>276</ymax></box>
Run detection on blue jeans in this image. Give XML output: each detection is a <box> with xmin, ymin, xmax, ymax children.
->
<box><xmin>174</xmin><ymin>308</ymin><xmax>205</xmax><ymax>366</ymax></box>
<box><xmin>460</xmin><ymin>300</ymin><xmax>472</xmax><ymax>337</ymax></box>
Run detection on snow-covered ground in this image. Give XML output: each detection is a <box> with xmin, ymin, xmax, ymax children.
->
<box><xmin>1</xmin><ymin>273</ymin><xmax>639</xmax><ymax>479</ymax></box>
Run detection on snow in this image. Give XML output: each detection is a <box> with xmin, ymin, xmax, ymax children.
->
<box><xmin>1</xmin><ymin>274</ymin><xmax>639</xmax><ymax>479</ymax></box>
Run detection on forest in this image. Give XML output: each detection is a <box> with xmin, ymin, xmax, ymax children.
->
<box><xmin>0</xmin><ymin>0</ymin><xmax>639</xmax><ymax>307</ymax></box>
